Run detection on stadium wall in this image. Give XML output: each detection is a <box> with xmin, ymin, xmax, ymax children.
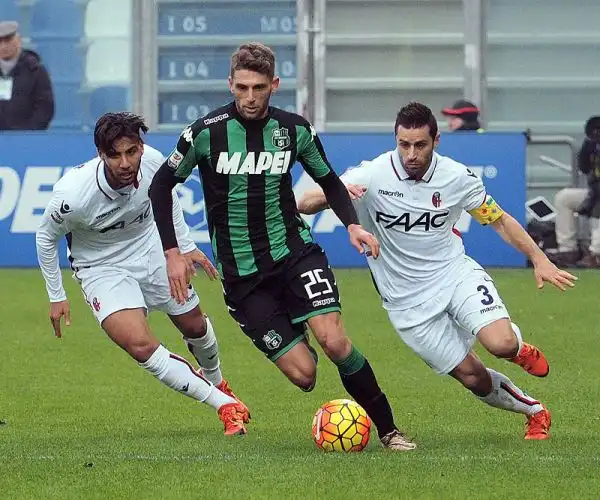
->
<box><xmin>0</xmin><ymin>131</ymin><xmax>526</xmax><ymax>268</ymax></box>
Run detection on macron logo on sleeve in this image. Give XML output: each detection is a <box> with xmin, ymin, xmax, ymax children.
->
<box><xmin>59</xmin><ymin>201</ymin><xmax>72</xmax><ymax>214</ymax></box>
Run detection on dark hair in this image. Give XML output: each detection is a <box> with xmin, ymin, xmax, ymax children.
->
<box><xmin>94</xmin><ymin>112</ymin><xmax>148</xmax><ymax>154</ymax></box>
<box><xmin>230</xmin><ymin>42</ymin><xmax>276</xmax><ymax>79</ymax></box>
<box><xmin>395</xmin><ymin>102</ymin><xmax>438</xmax><ymax>139</ymax></box>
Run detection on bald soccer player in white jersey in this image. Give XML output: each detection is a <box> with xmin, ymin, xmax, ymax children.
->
<box><xmin>36</xmin><ymin>112</ymin><xmax>250</xmax><ymax>436</ymax></box>
<box><xmin>298</xmin><ymin>102</ymin><xmax>577</xmax><ymax>441</ymax></box>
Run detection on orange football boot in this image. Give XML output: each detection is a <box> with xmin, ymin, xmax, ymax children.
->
<box><xmin>525</xmin><ymin>406</ymin><xmax>551</xmax><ymax>440</ymax></box>
<box><xmin>217</xmin><ymin>379</ymin><xmax>251</xmax><ymax>418</ymax></box>
<box><xmin>510</xmin><ymin>343</ymin><xmax>549</xmax><ymax>377</ymax></box>
<box><xmin>217</xmin><ymin>402</ymin><xmax>250</xmax><ymax>436</ymax></box>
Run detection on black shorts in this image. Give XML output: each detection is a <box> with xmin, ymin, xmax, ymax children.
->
<box><xmin>222</xmin><ymin>243</ymin><xmax>341</xmax><ymax>360</ymax></box>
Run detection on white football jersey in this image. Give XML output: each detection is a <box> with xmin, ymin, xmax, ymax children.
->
<box><xmin>36</xmin><ymin>145</ymin><xmax>196</xmax><ymax>301</ymax></box>
<box><xmin>341</xmin><ymin>149</ymin><xmax>489</xmax><ymax>310</ymax></box>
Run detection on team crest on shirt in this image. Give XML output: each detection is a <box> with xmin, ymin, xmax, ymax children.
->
<box><xmin>272</xmin><ymin>127</ymin><xmax>290</xmax><ymax>150</ymax></box>
<box><xmin>432</xmin><ymin>191</ymin><xmax>442</xmax><ymax>208</ymax></box>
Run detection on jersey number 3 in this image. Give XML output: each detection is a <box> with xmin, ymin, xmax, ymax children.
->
<box><xmin>477</xmin><ymin>284</ymin><xmax>494</xmax><ymax>306</ymax></box>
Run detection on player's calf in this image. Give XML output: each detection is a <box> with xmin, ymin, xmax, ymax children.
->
<box><xmin>450</xmin><ymin>351</ymin><xmax>493</xmax><ymax>396</ymax></box>
<box><xmin>275</xmin><ymin>342</ymin><xmax>317</xmax><ymax>391</ymax></box>
<box><xmin>175</xmin><ymin>312</ymin><xmax>226</xmax><ymax>386</ymax></box>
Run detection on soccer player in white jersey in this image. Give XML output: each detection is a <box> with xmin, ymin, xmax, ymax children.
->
<box><xmin>297</xmin><ymin>102</ymin><xmax>577</xmax><ymax>441</ymax></box>
<box><xmin>36</xmin><ymin>112</ymin><xmax>250</xmax><ymax>436</ymax></box>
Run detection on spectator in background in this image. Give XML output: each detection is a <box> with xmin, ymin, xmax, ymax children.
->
<box><xmin>551</xmin><ymin>116</ymin><xmax>600</xmax><ymax>268</ymax></box>
<box><xmin>442</xmin><ymin>99</ymin><xmax>483</xmax><ymax>132</ymax></box>
<box><xmin>0</xmin><ymin>21</ymin><xmax>54</xmax><ymax>130</ymax></box>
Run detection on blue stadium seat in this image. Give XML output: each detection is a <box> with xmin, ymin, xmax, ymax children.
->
<box><xmin>88</xmin><ymin>85</ymin><xmax>130</xmax><ymax>122</ymax></box>
<box><xmin>50</xmin><ymin>82</ymin><xmax>85</xmax><ymax>130</ymax></box>
<box><xmin>0</xmin><ymin>1</ymin><xmax>21</xmax><ymax>22</ymax></box>
<box><xmin>29</xmin><ymin>0</ymin><xmax>87</xmax><ymax>38</ymax></box>
<box><xmin>32</xmin><ymin>37</ymin><xmax>85</xmax><ymax>82</ymax></box>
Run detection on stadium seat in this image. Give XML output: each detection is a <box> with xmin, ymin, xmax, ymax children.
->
<box><xmin>84</xmin><ymin>0</ymin><xmax>131</xmax><ymax>38</ymax></box>
<box><xmin>50</xmin><ymin>82</ymin><xmax>85</xmax><ymax>130</ymax></box>
<box><xmin>84</xmin><ymin>39</ymin><xmax>130</xmax><ymax>85</ymax></box>
<box><xmin>88</xmin><ymin>85</ymin><xmax>130</xmax><ymax>123</ymax></box>
<box><xmin>27</xmin><ymin>0</ymin><xmax>88</xmax><ymax>38</ymax></box>
<box><xmin>32</xmin><ymin>37</ymin><xmax>86</xmax><ymax>82</ymax></box>
<box><xmin>0</xmin><ymin>1</ymin><xmax>21</xmax><ymax>22</ymax></box>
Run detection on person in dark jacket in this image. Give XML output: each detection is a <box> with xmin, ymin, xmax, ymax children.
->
<box><xmin>550</xmin><ymin>116</ymin><xmax>600</xmax><ymax>268</ymax></box>
<box><xmin>0</xmin><ymin>21</ymin><xmax>54</xmax><ymax>130</ymax></box>
<box><xmin>441</xmin><ymin>98</ymin><xmax>483</xmax><ymax>132</ymax></box>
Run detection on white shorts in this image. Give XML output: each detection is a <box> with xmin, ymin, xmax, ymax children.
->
<box><xmin>387</xmin><ymin>261</ymin><xmax>509</xmax><ymax>375</ymax></box>
<box><xmin>74</xmin><ymin>243</ymin><xmax>199</xmax><ymax>324</ymax></box>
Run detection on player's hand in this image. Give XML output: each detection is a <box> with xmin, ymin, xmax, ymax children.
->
<box><xmin>346</xmin><ymin>184</ymin><xmax>367</xmax><ymax>200</ymax></box>
<box><xmin>165</xmin><ymin>248</ymin><xmax>194</xmax><ymax>304</ymax></box>
<box><xmin>348</xmin><ymin>223</ymin><xmax>380</xmax><ymax>258</ymax></box>
<box><xmin>183</xmin><ymin>248</ymin><xmax>219</xmax><ymax>281</ymax></box>
<box><xmin>49</xmin><ymin>300</ymin><xmax>71</xmax><ymax>338</ymax></box>
<box><xmin>533</xmin><ymin>258</ymin><xmax>578</xmax><ymax>291</ymax></box>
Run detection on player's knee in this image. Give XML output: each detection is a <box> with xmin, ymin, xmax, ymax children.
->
<box><xmin>172</xmin><ymin>308</ymin><xmax>207</xmax><ymax>339</ymax></box>
<box><xmin>129</xmin><ymin>340</ymin><xmax>160</xmax><ymax>363</ymax></box>
<box><xmin>478</xmin><ymin>321</ymin><xmax>520</xmax><ymax>359</ymax></box>
<box><xmin>310</xmin><ymin>313</ymin><xmax>350</xmax><ymax>361</ymax></box>
<box><xmin>321</xmin><ymin>335</ymin><xmax>351</xmax><ymax>362</ymax></box>
<box><xmin>488</xmin><ymin>333</ymin><xmax>519</xmax><ymax>359</ymax></box>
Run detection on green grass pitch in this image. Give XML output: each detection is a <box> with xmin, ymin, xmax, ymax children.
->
<box><xmin>1</xmin><ymin>268</ymin><xmax>599</xmax><ymax>499</ymax></box>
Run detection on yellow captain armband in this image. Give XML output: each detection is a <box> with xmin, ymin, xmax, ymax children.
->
<box><xmin>468</xmin><ymin>195</ymin><xmax>505</xmax><ymax>225</ymax></box>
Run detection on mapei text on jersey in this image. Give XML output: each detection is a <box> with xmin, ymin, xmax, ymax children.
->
<box><xmin>215</xmin><ymin>151</ymin><xmax>292</xmax><ymax>175</ymax></box>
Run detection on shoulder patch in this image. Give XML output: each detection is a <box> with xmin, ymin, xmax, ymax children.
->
<box><xmin>182</xmin><ymin>126</ymin><xmax>194</xmax><ymax>144</ymax></box>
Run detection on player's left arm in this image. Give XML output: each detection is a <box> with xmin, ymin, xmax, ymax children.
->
<box><xmin>461</xmin><ymin>168</ymin><xmax>576</xmax><ymax>290</ymax></box>
<box><xmin>489</xmin><ymin>213</ymin><xmax>576</xmax><ymax>290</ymax></box>
<box><xmin>296</xmin><ymin>122</ymin><xmax>378</xmax><ymax>257</ymax></box>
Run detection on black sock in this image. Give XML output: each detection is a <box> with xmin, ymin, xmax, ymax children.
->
<box><xmin>335</xmin><ymin>346</ymin><xmax>397</xmax><ymax>438</ymax></box>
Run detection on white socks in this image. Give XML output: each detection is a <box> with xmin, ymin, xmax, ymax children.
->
<box><xmin>478</xmin><ymin>368</ymin><xmax>543</xmax><ymax>416</ymax></box>
<box><xmin>511</xmin><ymin>322</ymin><xmax>524</xmax><ymax>353</ymax></box>
<box><xmin>140</xmin><ymin>345</ymin><xmax>235</xmax><ymax>410</ymax></box>
<box><xmin>184</xmin><ymin>316</ymin><xmax>223</xmax><ymax>386</ymax></box>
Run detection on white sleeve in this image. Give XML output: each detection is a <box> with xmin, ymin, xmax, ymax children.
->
<box><xmin>340</xmin><ymin>161</ymin><xmax>374</xmax><ymax>207</ymax></box>
<box><xmin>172</xmin><ymin>189</ymin><xmax>197</xmax><ymax>253</ymax></box>
<box><xmin>461</xmin><ymin>167</ymin><xmax>487</xmax><ymax>211</ymax></box>
<box><xmin>35</xmin><ymin>190</ymin><xmax>78</xmax><ymax>302</ymax></box>
<box><xmin>340</xmin><ymin>161</ymin><xmax>373</xmax><ymax>188</ymax></box>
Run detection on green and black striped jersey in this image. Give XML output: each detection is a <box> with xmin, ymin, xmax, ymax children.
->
<box><xmin>166</xmin><ymin>102</ymin><xmax>333</xmax><ymax>279</ymax></box>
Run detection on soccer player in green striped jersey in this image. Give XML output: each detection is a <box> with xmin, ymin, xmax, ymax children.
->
<box><xmin>149</xmin><ymin>43</ymin><xmax>415</xmax><ymax>450</ymax></box>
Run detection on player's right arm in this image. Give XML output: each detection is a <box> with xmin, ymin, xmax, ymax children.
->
<box><xmin>35</xmin><ymin>187</ymin><xmax>77</xmax><ymax>337</ymax></box>
<box><xmin>149</xmin><ymin>123</ymin><xmax>205</xmax><ymax>304</ymax></box>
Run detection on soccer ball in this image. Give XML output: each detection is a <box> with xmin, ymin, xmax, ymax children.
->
<box><xmin>312</xmin><ymin>399</ymin><xmax>371</xmax><ymax>452</ymax></box>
